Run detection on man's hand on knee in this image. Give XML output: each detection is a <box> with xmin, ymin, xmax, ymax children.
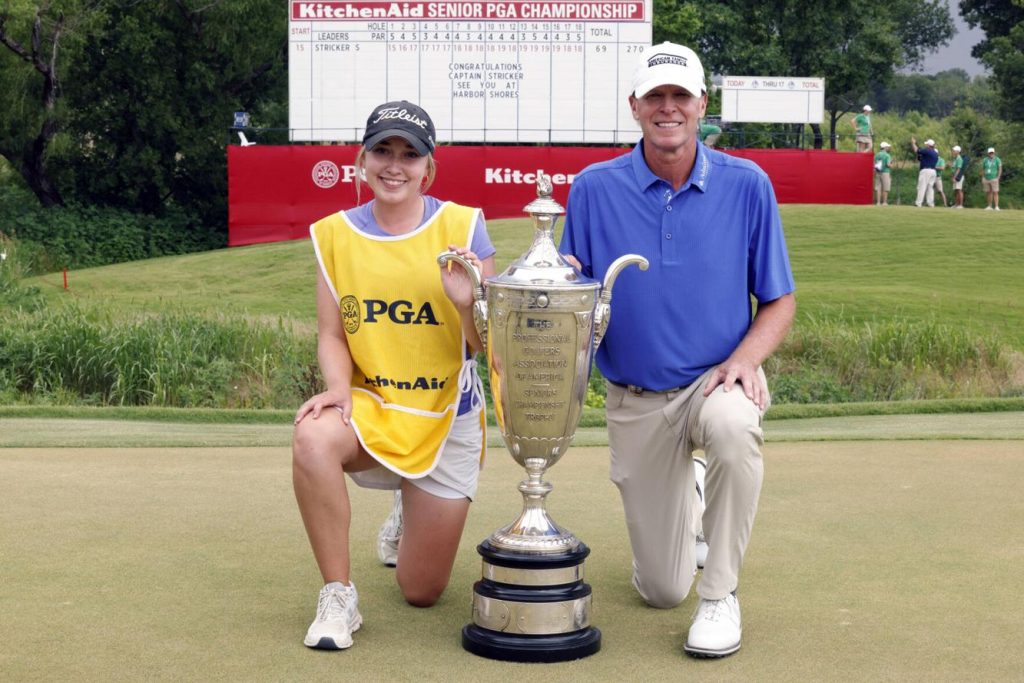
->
<box><xmin>703</xmin><ymin>360</ymin><xmax>767</xmax><ymax>411</ymax></box>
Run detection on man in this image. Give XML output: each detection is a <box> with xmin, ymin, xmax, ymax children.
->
<box><xmin>853</xmin><ymin>105</ymin><xmax>873</xmax><ymax>152</ymax></box>
<box><xmin>874</xmin><ymin>141</ymin><xmax>893</xmax><ymax>205</ymax></box>
<box><xmin>950</xmin><ymin>145</ymin><xmax>966</xmax><ymax>209</ymax></box>
<box><xmin>911</xmin><ymin>137</ymin><xmax>939</xmax><ymax>207</ymax></box>
<box><xmin>982</xmin><ymin>147</ymin><xmax>1002</xmax><ymax>210</ymax></box>
<box><xmin>559</xmin><ymin>42</ymin><xmax>796</xmax><ymax>659</ymax></box>
<box><xmin>934</xmin><ymin>153</ymin><xmax>949</xmax><ymax>207</ymax></box>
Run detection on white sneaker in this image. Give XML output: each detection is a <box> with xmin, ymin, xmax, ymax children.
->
<box><xmin>693</xmin><ymin>457</ymin><xmax>708</xmax><ymax>569</ymax></box>
<box><xmin>304</xmin><ymin>582</ymin><xmax>362</xmax><ymax>650</ymax></box>
<box><xmin>684</xmin><ymin>594</ymin><xmax>742</xmax><ymax>658</ymax></box>
<box><xmin>995</xmin><ymin>206</ymin><xmax>1001</xmax><ymax>211</ymax></box>
<box><xmin>985</xmin><ymin>206</ymin><xmax>993</xmax><ymax>210</ymax></box>
<box><xmin>377</xmin><ymin>490</ymin><xmax>403</xmax><ymax>567</ymax></box>
<box><xmin>695</xmin><ymin>533</ymin><xmax>709</xmax><ymax>569</ymax></box>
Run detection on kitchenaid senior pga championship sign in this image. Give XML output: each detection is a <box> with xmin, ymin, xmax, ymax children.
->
<box><xmin>288</xmin><ymin>0</ymin><xmax>652</xmax><ymax>143</ymax></box>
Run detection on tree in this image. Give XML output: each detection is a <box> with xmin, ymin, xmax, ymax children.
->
<box><xmin>692</xmin><ymin>0</ymin><xmax>954</xmax><ymax>146</ymax></box>
<box><xmin>652</xmin><ymin>0</ymin><xmax>700</xmax><ymax>45</ymax></box>
<box><xmin>873</xmin><ymin>70</ymin><xmax>975</xmax><ymax>118</ymax></box>
<box><xmin>0</xmin><ymin>1</ymin><xmax>96</xmax><ymax>207</ymax></box>
<box><xmin>960</xmin><ymin>0</ymin><xmax>1024</xmax><ymax>121</ymax></box>
<box><xmin>63</xmin><ymin>0</ymin><xmax>287</xmax><ymax>226</ymax></box>
<box><xmin>1</xmin><ymin>0</ymin><xmax>286</xmax><ymax>235</ymax></box>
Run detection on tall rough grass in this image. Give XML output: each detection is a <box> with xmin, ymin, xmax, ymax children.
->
<box><xmin>0</xmin><ymin>303</ymin><xmax>1017</xmax><ymax>408</ymax></box>
<box><xmin>767</xmin><ymin>314</ymin><xmax>1018</xmax><ymax>403</ymax></box>
<box><xmin>0</xmin><ymin>305</ymin><xmax>321</xmax><ymax>408</ymax></box>
<box><xmin>0</xmin><ymin>235</ymin><xmax>44</xmax><ymax>312</ymax></box>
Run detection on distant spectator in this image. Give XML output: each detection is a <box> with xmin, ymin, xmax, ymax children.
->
<box><xmin>874</xmin><ymin>141</ymin><xmax>893</xmax><ymax>205</ymax></box>
<box><xmin>934</xmin><ymin>153</ymin><xmax>949</xmax><ymax>207</ymax></box>
<box><xmin>981</xmin><ymin>147</ymin><xmax>1003</xmax><ymax>211</ymax></box>
<box><xmin>910</xmin><ymin>137</ymin><xmax>939</xmax><ymax>207</ymax></box>
<box><xmin>699</xmin><ymin>121</ymin><xmax>722</xmax><ymax>148</ymax></box>
<box><xmin>950</xmin><ymin>145</ymin><xmax>966</xmax><ymax>209</ymax></box>
<box><xmin>853</xmin><ymin>105</ymin><xmax>873</xmax><ymax>153</ymax></box>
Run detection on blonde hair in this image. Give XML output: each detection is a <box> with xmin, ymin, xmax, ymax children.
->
<box><xmin>354</xmin><ymin>146</ymin><xmax>437</xmax><ymax>205</ymax></box>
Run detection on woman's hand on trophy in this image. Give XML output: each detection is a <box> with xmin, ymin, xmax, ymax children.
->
<box><xmin>562</xmin><ymin>253</ymin><xmax>583</xmax><ymax>272</ymax></box>
<box><xmin>440</xmin><ymin>244</ymin><xmax>482</xmax><ymax>310</ymax></box>
<box><xmin>294</xmin><ymin>387</ymin><xmax>353</xmax><ymax>425</ymax></box>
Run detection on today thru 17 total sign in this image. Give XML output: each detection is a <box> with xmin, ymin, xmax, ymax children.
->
<box><xmin>288</xmin><ymin>0</ymin><xmax>652</xmax><ymax>143</ymax></box>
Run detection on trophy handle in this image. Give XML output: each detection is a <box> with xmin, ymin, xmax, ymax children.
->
<box><xmin>437</xmin><ymin>251</ymin><xmax>489</xmax><ymax>355</ymax></box>
<box><xmin>593</xmin><ymin>254</ymin><xmax>649</xmax><ymax>352</ymax></box>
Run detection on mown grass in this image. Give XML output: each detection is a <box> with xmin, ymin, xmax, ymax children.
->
<box><xmin>24</xmin><ymin>206</ymin><xmax>1022</xmax><ymax>342</ymax></box>
<box><xmin>3</xmin><ymin>441</ymin><xmax>1024</xmax><ymax>680</ymax></box>
<box><xmin>7</xmin><ymin>204</ymin><xmax>1022</xmax><ymax>409</ymax></box>
<box><xmin>2</xmin><ymin>397</ymin><xmax>1022</xmax><ymax>428</ymax></box>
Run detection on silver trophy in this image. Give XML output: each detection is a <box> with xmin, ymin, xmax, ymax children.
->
<box><xmin>439</xmin><ymin>174</ymin><xmax>647</xmax><ymax>662</ymax></box>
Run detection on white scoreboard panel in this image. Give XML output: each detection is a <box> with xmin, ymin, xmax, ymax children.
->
<box><xmin>288</xmin><ymin>0</ymin><xmax>652</xmax><ymax>143</ymax></box>
<box><xmin>720</xmin><ymin>76</ymin><xmax>825</xmax><ymax>124</ymax></box>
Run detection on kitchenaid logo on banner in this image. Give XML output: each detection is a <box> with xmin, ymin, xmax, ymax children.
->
<box><xmin>311</xmin><ymin>161</ymin><xmax>360</xmax><ymax>188</ymax></box>
<box><xmin>485</xmin><ymin>168</ymin><xmax>576</xmax><ymax>185</ymax></box>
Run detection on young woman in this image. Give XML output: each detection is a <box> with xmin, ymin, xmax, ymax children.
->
<box><xmin>293</xmin><ymin>100</ymin><xmax>496</xmax><ymax>650</ymax></box>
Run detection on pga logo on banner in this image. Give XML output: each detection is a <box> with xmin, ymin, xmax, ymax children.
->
<box><xmin>312</xmin><ymin>160</ymin><xmax>362</xmax><ymax>188</ymax></box>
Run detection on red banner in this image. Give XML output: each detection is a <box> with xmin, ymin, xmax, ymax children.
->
<box><xmin>228</xmin><ymin>145</ymin><xmax>871</xmax><ymax>247</ymax></box>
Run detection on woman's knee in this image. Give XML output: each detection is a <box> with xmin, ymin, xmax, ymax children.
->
<box><xmin>398</xmin><ymin>574</ymin><xmax>449</xmax><ymax>608</ymax></box>
<box><xmin>292</xmin><ymin>415</ymin><xmax>348</xmax><ymax>474</ymax></box>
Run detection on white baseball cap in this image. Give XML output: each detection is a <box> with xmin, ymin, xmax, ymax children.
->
<box><xmin>880</xmin><ymin>141</ymin><xmax>891</xmax><ymax>149</ymax></box>
<box><xmin>863</xmin><ymin>104</ymin><xmax>872</xmax><ymax>112</ymax></box>
<box><xmin>924</xmin><ymin>139</ymin><xmax>935</xmax><ymax>146</ymax></box>
<box><xmin>631</xmin><ymin>42</ymin><xmax>706</xmax><ymax>98</ymax></box>
<box><xmin>953</xmin><ymin>145</ymin><xmax>961</xmax><ymax>152</ymax></box>
<box><xmin>987</xmin><ymin>147</ymin><xmax>996</xmax><ymax>153</ymax></box>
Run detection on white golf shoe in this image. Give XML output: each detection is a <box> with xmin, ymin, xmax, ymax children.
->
<box><xmin>304</xmin><ymin>582</ymin><xmax>362</xmax><ymax>650</ymax></box>
<box><xmin>695</xmin><ymin>533</ymin><xmax>709</xmax><ymax>569</ymax></box>
<box><xmin>693</xmin><ymin>457</ymin><xmax>708</xmax><ymax>569</ymax></box>
<box><xmin>377</xmin><ymin>489</ymin><xmax>403</xmax><ymax>567</ymax></box>
<box><xmin>684</xmin><ymin>593</ymin><xmax>742</xmax><ymax>658</ymax></box>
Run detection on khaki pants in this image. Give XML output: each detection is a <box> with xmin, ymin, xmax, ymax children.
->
<box><xmin>874</xmin><ymin>172</ymin><xmax>891</xmax><ymax>192</ymax></box>
<box><xmin>606</xmin><ymin>366</ymin><xmax>767</xmax><ymax>608</ymax></box>
<box><xmin>915</xmin><ymin>168</ymin><xmax>936</xmax><ymax>206</ymax></box>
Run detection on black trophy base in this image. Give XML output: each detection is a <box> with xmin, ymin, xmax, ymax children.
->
<box><xmin>462</xmin><ymin>624</ymin><xmax>601</xmax><ymax>663</ymax></box>
<box><xmin>462</xmin><ymin>539</ymin><xmax>601</xmax><ymax>662</ymax></box>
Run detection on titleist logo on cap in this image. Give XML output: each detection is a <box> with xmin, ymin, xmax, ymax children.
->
<box><xmin>647</xmin><ymin>53</ymin><xmax>687</xmax><ymax>68</ymax></box>
<box><xmin>371</xmin><ymin>107</ymin><xmax>429</xmax><ymax>130</ymax></box>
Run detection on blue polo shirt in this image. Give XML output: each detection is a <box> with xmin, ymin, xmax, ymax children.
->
<box><xmin>560</xmin><ymin>141</ymin><xmax>795</xmax><ymax>391</ymax></box>
<box><xmin>917</xmin><ymin>147</ymin><xmax>939</xmax><ymax>170</ymax></box>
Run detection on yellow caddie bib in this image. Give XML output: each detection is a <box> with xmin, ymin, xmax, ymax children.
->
<box><xmin>311</xmin><ymin>201</ymin><xmax>481</xmax><ymax>477</ymax></box>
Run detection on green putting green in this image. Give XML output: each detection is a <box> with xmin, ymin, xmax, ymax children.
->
<box><xmin>2</xmin><ymin>427</ymin><xmax>1022</xmax><ymax>680</ymax></box>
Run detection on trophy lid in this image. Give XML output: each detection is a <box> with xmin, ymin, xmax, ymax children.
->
<box><xmin>488</xmin><ymin>174</ymin><xmax>598</xmax><ymax>289</ymax></box>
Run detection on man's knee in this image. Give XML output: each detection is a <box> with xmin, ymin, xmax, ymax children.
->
<box><xmin>699</xmin><ymin>389</ymin><xmax>763</xmax><ymax>458</ymax></box>
<box><xmin>635</xmin><ymin>574</ymin><xmax>691</xmax><ymax>609</ymax></box>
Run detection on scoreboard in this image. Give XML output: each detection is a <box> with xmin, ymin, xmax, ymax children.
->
<box><xmin>288</xmin><ymin>0</ymin><xmax>653</xmax><ymax>143</ymax></box>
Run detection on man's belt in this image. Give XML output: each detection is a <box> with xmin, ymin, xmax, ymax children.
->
<box><xmin>608</xmin><ymin>380</ymin><xmax>692</xmax><ymax>396</ymax></box>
